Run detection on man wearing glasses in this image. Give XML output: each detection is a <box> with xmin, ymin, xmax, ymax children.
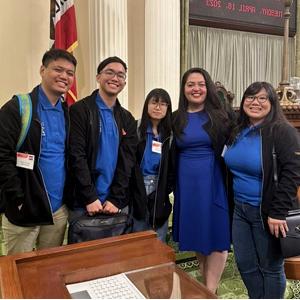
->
<box><xmin>67</xmin><ymin>56</ymin><xmax>137</xmax><ymax>242</ymax></box>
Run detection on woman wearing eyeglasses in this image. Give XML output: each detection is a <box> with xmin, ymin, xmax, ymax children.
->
<box><xmin>172</xmin><ymin>68</ymin><xmax>233</xmax><ymax>293</ymax></box>
<box><xmin>129</xmin><ymin>88</ymin><xmax>173</xmax><ymax>242</ymax></box>
<box><xmin>224</xmin><ymin>81</ymin><xmax>300</xmax><ymax>298</ymax></box>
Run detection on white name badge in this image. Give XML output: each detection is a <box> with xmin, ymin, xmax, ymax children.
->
<box><xmin>16</xmin><ymin>152</ymin><xmax>35</xmax><ymax>170</ymax></box>
<box><xmin>152</xmin><ymin>140</ymin><xmax>162</xmax><ymax>154</ymax></box>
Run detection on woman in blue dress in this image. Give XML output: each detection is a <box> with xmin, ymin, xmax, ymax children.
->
<box><xmin>172</xmin><ymin>68</ymin><xmax>232</xmax><ymax>293</ymax></box>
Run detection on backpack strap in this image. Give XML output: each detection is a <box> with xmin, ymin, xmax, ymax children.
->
<box><xmin>16</xmin><ymin>94</ymin><xmax>32</xmax><ymax>152</ymax></box>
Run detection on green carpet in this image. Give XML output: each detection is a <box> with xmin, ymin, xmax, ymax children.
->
<box><xmin>168</xmin><ymin>236</ymin><xmax>300</xmax><ymax>299</ymax></box>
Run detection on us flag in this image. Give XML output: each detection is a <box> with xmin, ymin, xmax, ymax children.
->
<box><xmin>50</xmin><ymin>0</ymin><xmax>78</xmax><ymax>106</ymax></box>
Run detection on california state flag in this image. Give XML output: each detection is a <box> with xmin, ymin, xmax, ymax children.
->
<box><xmin>50</xmin><ymin>0</ymin><xmax>78</xmax><ymax>105</ymax></box>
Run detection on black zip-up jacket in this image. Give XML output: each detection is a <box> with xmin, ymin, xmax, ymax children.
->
<box><xmin>66</xmin><ymin>90</ymin><xmax>137</xmax><ymax>209</ymax></box>
<box><xmin>258</xmin><ymin>123</ymin><xmax>300</xmax><ymax>225</ymax></box>
<box><xmin>0</xmin><ymin>85</ymin><xmax>69</xmax><ymax>226</ymax></box>
<box><xmin>128</xmin><ymin>123</ymin><xmax>173</xmax><ymax>228</ymax></box>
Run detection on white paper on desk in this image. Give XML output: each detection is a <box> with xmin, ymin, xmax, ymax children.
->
<box><xmin>66</xmin><ymin>273</ymin><xmax>145</xmax><ymax>299</ymax></box>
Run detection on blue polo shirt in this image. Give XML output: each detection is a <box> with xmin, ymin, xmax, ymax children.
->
<box><xmin>224</xmin><ymin>126</ymin><xmax>262</xmax><ymax>206</ymax></box>
<box><xmin>140</xmin><ymin>124</ymin><xmax>161</xmax><ymax>176</ymax></box>
<box><xmin>37</xmin><ymin>86</ymin><xmax>66</xmax><ymax>212</ymax></box>
<box><xmin>95</xmin><ymin>94</ymin><xmax>119</xmax><ymax>202</ymax></box>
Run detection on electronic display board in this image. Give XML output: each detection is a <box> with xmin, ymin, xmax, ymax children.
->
<box><xmin>189</xmin><ymin>0</ymin><xmax>297</xmax><ymax>36</ymax></box>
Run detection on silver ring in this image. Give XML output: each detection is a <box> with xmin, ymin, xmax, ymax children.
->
<box><xmin>118</xmin><ymin>209</ymin><xmax>121</xmax><ymax>213</ymax></box>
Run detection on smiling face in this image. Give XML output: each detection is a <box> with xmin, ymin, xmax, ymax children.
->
<box><xmin>184</xmin><ymin>72</ymin><xmax>207</xmax><ymax>112</ymax></box>
<box><xmin>243</xmin><ymin>88</ymin><xmax>271</xmax><ymax>125</ymax></box>
<box><xmin>96</xmin><ymin>62</ymin><xmax>126</xmax><ymax>99</ymax></box>
<box><xmin>40</xmin><ymin>58</ymin><xmax>75</xmax><ymax>102</ymax></box>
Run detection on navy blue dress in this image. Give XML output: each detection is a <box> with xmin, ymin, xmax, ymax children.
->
<box><xmin>172</xmin><ymin>111</ymin><xmax>230</xmax><ymax>255</ymax></box>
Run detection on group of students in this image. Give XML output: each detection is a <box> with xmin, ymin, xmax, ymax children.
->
<box><xmin>0</xmin><ymin>48</ymin><xmax>300</xmax><ymax>298</ymax></box>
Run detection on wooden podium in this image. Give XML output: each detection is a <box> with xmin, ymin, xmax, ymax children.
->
<box><xmin>0</xmin><ymin>231</ymin><xmax>215</xmax><ymax>299</ymax></box>
<box><xmin>284</xmin><ymin>256</ymin><xmax>300</xmax><ymax>280</ymax></box>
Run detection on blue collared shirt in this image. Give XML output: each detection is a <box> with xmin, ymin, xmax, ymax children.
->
<box><xmin>95</xmin><ymin>94</ymin><xmax>119</xmax><ymax>202</ymax></box>
<box><xmin>224</xmin><ymin>126</ymin><xmax>262</xmax><ymax>206</ymax></box>
<box><xmin>36</xmin><ymin>86</ymin><xmax>66</xmax><ymax>212</ymax></box>
<box><xmin>140</xmin><ymin>124</ymin><xmax>161</xmax><ymax>176</ymax></box>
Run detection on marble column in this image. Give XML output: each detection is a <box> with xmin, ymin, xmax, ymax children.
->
<box><xmin>88</xmin><ymin>0</ymin><xmax>128</xmax><ymax>106</ymax></box>
<box><xmin>144</xmin><ymin>0</ymin><xmax>181</xmax><ymax>109</ymax></box>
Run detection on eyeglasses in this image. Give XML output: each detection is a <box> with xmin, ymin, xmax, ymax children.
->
<box><xmin>245</xmin><ymin>95</ymin><xmax>269</xmax><ymax>103</ymax></box>
<box><xmin>100</xmin><ymin>69</ymin><xmax>126</xmax><ymax>81</ymax></box>
<box><xmin>149</xmin><ymin>100</ymin><xmax>169</xmax><ymax>108</ymax></box>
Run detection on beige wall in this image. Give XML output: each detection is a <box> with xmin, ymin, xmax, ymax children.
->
<box><xmin>0</xmin><ymin>0</ymin><xmax>92</xmax><ymax>106</ymax></box>
<box><xmin>0</xmin><ymin>1</ymin><xmax>49</xmax><ymax>105</ymax></box>
<box><xmin>0</xmin><ymin>0</ymin><xmax>180</xmax><ymax>117</ymax></box>
<box><xmin>0</xmin><ymin>0</ymin><xmax>150</xmax><ymax>116</ymax></box>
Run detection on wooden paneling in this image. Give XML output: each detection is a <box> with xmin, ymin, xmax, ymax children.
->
<box><xmin>282</xmin><ymin>105</ymin><xmax>300</xmax><ymax>132</ymax></box>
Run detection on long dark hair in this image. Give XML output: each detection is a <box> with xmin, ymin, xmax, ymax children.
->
<box><xmin>173</xmin><ymin>67</ymin><xmax>229</xmax><ymax>139</ymax></box>
<box><xmin>229</xmin><ymin>81</ymin><xmax>287</xmax><ymax>143</ymax></box>
<box><xmin>138</xmin><ymin>88</ymin><xmax>172</xmax><ymax>141</ymax></box>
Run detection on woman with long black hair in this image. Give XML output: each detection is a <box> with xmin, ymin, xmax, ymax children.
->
<box><xmin>224</xmin><ymin>81</ymin><xmax>300</xmax><ymax>298</ymax></box>
<box><xmin>172</xmin><ymin>68</ymin><xmax>232</xmax><ymax>293</ymax></box>
<box><xmin>129</xmin><ymin>88</ymin><xmax>173</xmax><ymax>242</ymax></box>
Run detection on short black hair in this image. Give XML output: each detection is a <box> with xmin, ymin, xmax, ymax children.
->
<box><xmin>97</xmin><ymin>56</ymin><xmax>127</xmax><ymax>74</ymax></box>
<box><xmin>42</xmin><ymin>48</ymin><xmax>77</xmax><ymax>68</ymax></box>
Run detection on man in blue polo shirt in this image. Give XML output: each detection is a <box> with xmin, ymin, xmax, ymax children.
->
<box><xmin>0</xmin><ymin>49</ymin><xmax>77</xmax><ymax>255</ymax></box>
<box><xmin>67</xmin><ymin>56</ymin><xmax>137</xmax><ymax>242</ymax></box>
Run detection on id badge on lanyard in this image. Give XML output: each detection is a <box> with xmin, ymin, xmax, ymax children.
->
<box><xmin>16</xmin><ymin>152</ymin><xmax>35</xmax><ymax>170</ymax></box>
<box><xmin>152</xmin><ymin>140</ymin><xmax>162</xmax><ymax>154</ymax></box>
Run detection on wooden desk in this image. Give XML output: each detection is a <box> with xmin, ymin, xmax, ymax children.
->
<box><xmin>0</xmin><ymin>231</ymin><xmax>215</xmax><ymax>299</ymax></box>
<box><xmin>284</xmin><ymin>256</ymin><xmax>300</xmax><ymax>280</ymax></box>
